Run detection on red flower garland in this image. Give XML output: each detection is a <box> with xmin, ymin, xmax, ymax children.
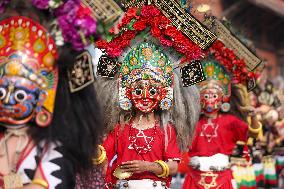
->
<box><xmin>208</xmin><ymin>40</ymin><xmax>256</xmax><ymax>84</ymax></box>
<box><xmin>96</xmin><ymin>5</ymin><xmax>203</xmax><ymax>64</ymax></box>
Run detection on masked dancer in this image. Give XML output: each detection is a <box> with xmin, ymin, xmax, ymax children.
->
<box><xmin>0</xmin><ymin>1</ymin><xmax>103</xmax><ymax>188</ymax></box>
<box><xmin>182</xmin><ymin>17</ymin><xmax>263</xmax><ymax>189</ymax></box>
<box><xmin>91</xmin><ymin>2</ymin><xmax>218</xmax><ymax>187</ymax></box>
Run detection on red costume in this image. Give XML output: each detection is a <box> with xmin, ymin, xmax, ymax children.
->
<box><xmin>183</xmin><ymin>114</ymin><xmax>248</xmax><ymax>189</ymax></box>
<box><xmin>190</xmin><ymin>114</ymin><xmax>248</xmax><ymax>157</ymax></box>
<box><xmin>103</xmin><ymin>123</ymin><xmax>180</xmax><ymax>185</ymax></box>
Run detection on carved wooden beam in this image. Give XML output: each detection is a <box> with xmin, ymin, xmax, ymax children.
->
<box><xmin>204</xmin><ymin>17</ymin><xmax>263</xmax><ymax>71</ymax></box>
<box><xmin>119</xmin><ymin>0</ymin><xmax>217</xmax><ymax>49</ymax></box>
<box><xmin>82</xmin><ymin>0</ymin><xmax>122</xmax><ymax>23</ymax></box>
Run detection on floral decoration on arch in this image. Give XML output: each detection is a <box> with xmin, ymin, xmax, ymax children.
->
<box><xmin>96</xmin><ymin>5</ymin><xmax>203</xmax><ymax>65</ymax></box>
<box><xmin>208</xmin><ymin>40</ymin><xmax>258</xmax><ymax>84</ymax></box>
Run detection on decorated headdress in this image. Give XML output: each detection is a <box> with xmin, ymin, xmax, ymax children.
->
<box><xmin>119</xmin><ymin>42</ymin><xmax>174</xmax><ymax>111</ymax></box>
<box><xmin>0</xmin><ymin>0</ymin><xmax>101</xmax><ymax>51</ymax></box>
<box><xmin>96</xmin><ymin>2</ymin><xmax>217</xmax><ymax>83</ymax></box>
<box><xmin>200</xmin><ymin>60</ymin><xmax>231</xmax><ymax>98</ymax></box>
<box><xmin>0</xmin><ymin>16</ymin><xmax>58</xmax><ymax>126</ymax></box>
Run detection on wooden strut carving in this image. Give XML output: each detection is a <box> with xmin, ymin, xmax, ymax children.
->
<box><xmin>120</xmin><ymin>0</ymin><xmax>147</xmax><ymax>8</ymax></box>
<box><xmin>119</xmin><ymin>0</ymin><xmax>217</xmax><ymax>49</ymax></box>
<box><xmin>81</xmin><ymin>0</ymin><xmax>122</xmax><ymax>23</ymax></box>
<box><xmin>203</xmin><ymin>17</ymin><xmax>263</xmax><ymax>71</ymax></box>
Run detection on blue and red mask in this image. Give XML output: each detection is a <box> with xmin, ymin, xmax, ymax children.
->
<box><xmin>0</xmin><ymin>16</ymin><xmax>58</xmax><ymax>127</ymax></box>
<box><xmin>200</xmin><ymin>88</ymin><xmax>223</xmax><ymax>115</ymax></box>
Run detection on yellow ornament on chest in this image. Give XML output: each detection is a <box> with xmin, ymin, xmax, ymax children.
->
<box><xmin>3</xmin><ymin>173</ymin><xmax>23</xmax><ymax>189</ymax></box>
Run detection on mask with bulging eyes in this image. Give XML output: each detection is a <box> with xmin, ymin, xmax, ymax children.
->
<box><xmin>0</xmin><ymin>76</ymin><xmax>47</xmax><ymax>126</ymax></box>
<box><xmin>127</xmin><ymin>80</ymin><xmax>167</xmax><ymax>113</ymax></box>
<box><xmin>0</xmin><ymin>16</ymin><xmax>58</xmax><ymax>128</ymax></box>
<box><xmin>200</xmin><ymin>88</ymin><xmax>223</xmax><ymax>115</ymax></box>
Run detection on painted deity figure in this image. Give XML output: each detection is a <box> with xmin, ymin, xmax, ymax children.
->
<box><xmin>0</xmin><ymin>2</ymin><xmax>103</xmax><ymax>189</ymax></box>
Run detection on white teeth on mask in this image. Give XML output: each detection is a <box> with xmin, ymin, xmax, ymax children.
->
<box><xmin>7</xmin><ymin>109</ymin><xmax>15</xmax><ymax>113</ymax></box>
<box><xmin>0</xmin><ymin>107</ymin><xmax>16</xmax><ymax>113</ymax></box>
